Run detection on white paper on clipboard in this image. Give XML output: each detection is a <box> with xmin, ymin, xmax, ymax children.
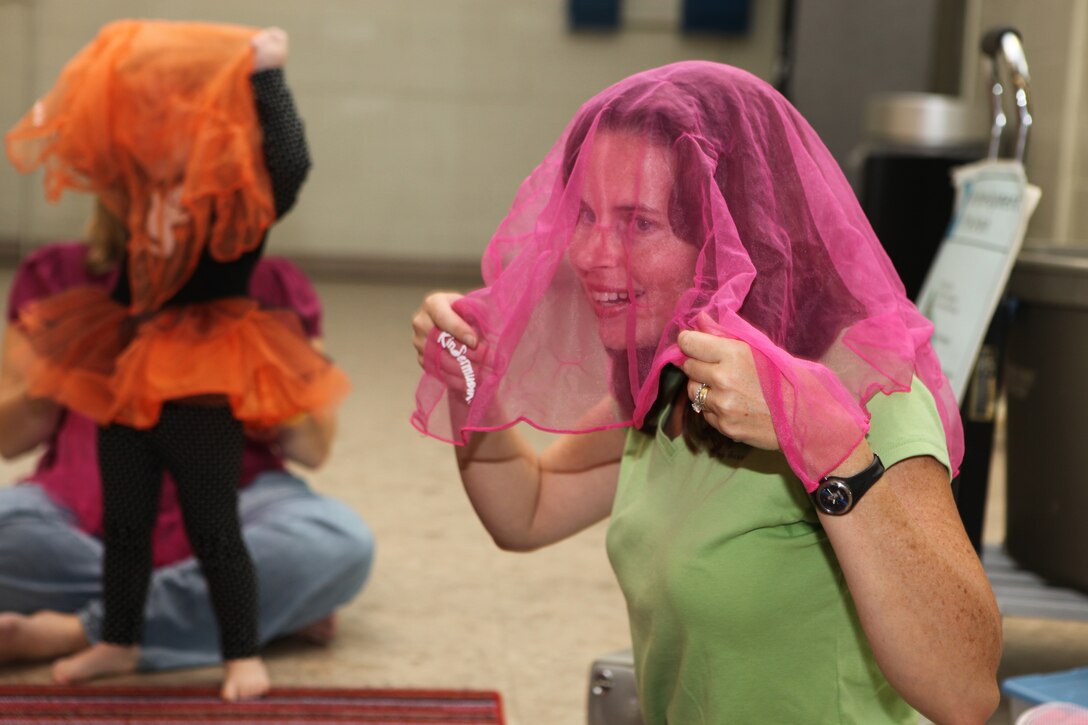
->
<box><xmin>915</xmin><ymin>159</ymin><xmax>1042</xmax><ymax>404</ymax></box>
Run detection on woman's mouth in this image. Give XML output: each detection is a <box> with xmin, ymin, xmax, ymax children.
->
<box><xmin>586</xmin><ymin>287</ymin><xmax>644</xmax><ymax>315</ymax></box>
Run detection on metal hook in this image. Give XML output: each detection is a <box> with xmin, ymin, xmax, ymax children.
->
<box><xmin>980</xmin><ymin>27</ymin><xmax>1032</xmax><ymax>162</ymax></box>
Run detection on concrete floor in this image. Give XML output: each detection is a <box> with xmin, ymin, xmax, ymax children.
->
<box><xmin>1</xmin><ymin>270</ymin><xmax>1086</xmax><ymax>724</ymax></box>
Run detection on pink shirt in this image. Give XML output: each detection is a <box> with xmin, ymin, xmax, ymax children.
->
<box><xmin>7</xmin><ymin>242</ymin><xmax>323</xmax><ymax>566</ymax></box>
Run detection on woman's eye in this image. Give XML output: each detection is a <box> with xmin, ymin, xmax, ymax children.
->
<box><xmin>578</xmin><ymin>205</ymin><xmax>596</xmax><ymax>225</ymax></box>
<box><xmin>634</xmin><ymin>217</ymin><xmax>656</xmax><ymax>233</ymax></box>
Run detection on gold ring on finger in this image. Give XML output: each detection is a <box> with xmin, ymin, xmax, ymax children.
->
<box><xmin>691</xmin><ymin>382</ymin><xmax>710</xmax><ymax>414</ymax></box>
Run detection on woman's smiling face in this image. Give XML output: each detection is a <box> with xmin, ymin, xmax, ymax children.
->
<box><xmin>568</xmin><ymin>131</ymin><xmax>699</xmax><ymax>351</ymax></box>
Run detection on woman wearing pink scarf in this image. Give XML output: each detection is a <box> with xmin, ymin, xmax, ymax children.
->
<box><xmin>413</xmin><ymin>62</ymin><xmax>1000</xmax><ymax>723</ymax></box>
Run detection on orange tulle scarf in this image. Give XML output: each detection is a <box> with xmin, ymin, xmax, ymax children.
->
<box><xmin>5</xmin><ymin>20</ymin><xmax>275</xmax><ymax>314</ymax></box>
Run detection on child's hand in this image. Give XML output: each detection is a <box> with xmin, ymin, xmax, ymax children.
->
<box><xmin>252</xmin><ymin>27</ymin><xmax>288</xmax><ymax>72</ymax></box>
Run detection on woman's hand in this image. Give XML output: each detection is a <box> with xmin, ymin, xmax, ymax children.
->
<box><xmin>412</xmin><ymin>291</ymin><xmax>481</xmax><ymax>402</ymax></box>
<box><xmin>411</xmin><ymin>291</ymin><xmax>476</xmax><ymax>368</ymax></box>
<box><xmin>251</xmin><ymin>27</ymin><xmax>288</xmax><ymax>72</ymax></box>
<box><xmin>678</xmin><ymin>330</ymin><xmax>779</xmax><ymax>451</ymax></box>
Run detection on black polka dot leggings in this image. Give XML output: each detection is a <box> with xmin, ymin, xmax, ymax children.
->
<box><xmin>98</xmin><ymin>403</ymin><xmax>258</xmax><ymax>661</ymax></box>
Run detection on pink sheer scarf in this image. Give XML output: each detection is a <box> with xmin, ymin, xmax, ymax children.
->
<box><xmin>412</xmin><ymin>61</ymin><xmax>963</xmax><ymax>490</ymax></box>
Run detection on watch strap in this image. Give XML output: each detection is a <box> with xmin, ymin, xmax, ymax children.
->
<box><xmin>810</xmin><ymin>454</ymin><xmax>885</xmax><ymax>515</ymax></box>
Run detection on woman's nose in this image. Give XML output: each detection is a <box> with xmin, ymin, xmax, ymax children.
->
<box><xmin>571</xmin><ymin>222</ymin><xmax>624</xmax><ymax>271</ymax></box>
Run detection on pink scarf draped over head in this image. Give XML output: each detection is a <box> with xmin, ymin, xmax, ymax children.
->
<box><xmin>412</xmin><ymin>61</ymin><xmax>963</xmax><ymax>491</ymax></box>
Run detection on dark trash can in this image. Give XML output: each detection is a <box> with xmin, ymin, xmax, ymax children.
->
<box><xmin>1003</xmin><ymin>248</ymin><xmax>1088</xmax><ymax>593</ymax></box>
<box><xmin>855</xmin><ymin>93</ymin><xmax>986</xmax><ymax>299</ymax></box>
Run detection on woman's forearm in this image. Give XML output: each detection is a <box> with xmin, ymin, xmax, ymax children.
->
<box><xmin>456</xmin><ymin>426</ymin><xmax>623</xmax><ymax>552</ymax></box>
<box><xmin>0</xmin><ymin>392</ymin><xmax>60</xmax><ymax>459</ymax></box>
<box><xmin>822</xmin><ymin>451</ymin><xmax>1002</xmax><ymax>725</ymax></box>
<box><xmin>456</xmin><ymin>428</ymin><xmax>550</xmax><ymax>551</ymax></box>
<box><xmin>0</xmin><ymin>326</ymin><xmax>61</xmax><ymax>459</ymax></box>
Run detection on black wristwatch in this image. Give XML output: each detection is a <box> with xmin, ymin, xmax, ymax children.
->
<box><xmin>810</xmin><ymin>454</ymin><xmax>885</xmax><ymax>516</ymax></box>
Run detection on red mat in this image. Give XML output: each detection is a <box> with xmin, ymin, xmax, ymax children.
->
<box><xmin>0</xmin><ymin>685</ymin><xmax>505</xmax><ymax>724</ymax></box>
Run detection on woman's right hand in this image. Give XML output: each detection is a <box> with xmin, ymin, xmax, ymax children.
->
<box><xmin>411</xmin><ymin>291</ymin><xmax>476</xmax><ymax>368</ymax></box>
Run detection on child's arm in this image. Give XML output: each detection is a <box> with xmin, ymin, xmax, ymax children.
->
<box><xmin>250</xmin><ymin>29</ymin><xmax>311</xmax><ymax>219</ymax></box>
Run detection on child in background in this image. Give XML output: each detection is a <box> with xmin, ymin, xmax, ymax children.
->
<box><xmin>6</xmin><ymin>21</ymin><xmax>349</xmax><ymax>700</ymax></box>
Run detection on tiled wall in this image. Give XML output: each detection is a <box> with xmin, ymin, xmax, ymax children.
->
<box><xmin>0</xmin><ymin>0</ymin><xmax>783</xmax><ymax>264</ymax></box>
<box><xmin>790</xmin><ymin>0</ymin><xmax>944</xmax><ymax>173</ymax></box>
<box><xmin>0</xmin><ymin>3</ymin><xmax>32</xmax><ymax>256</ymax></box>
<box><xmin>966</xmin><ymin>0</ymin><xmax>1088</xmax><ymax>248</ymax></box>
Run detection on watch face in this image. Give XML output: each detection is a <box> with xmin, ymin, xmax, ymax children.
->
<box><xmin>815</xmin><ymin>479</ymin><xmax>853</xmax><ymax>515</ymax></box>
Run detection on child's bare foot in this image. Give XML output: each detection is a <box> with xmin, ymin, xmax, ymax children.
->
<box><xmin>52</xmin><ymin>642</ymin><xmax>139</xmax><ymax>684</ymax></box>
<box><xmin>291</xmin><ymin>613</ymin><xmax>336</xmax><ymax>646</ymax></box>
<box><xmin>0</xmin><ymin>611</ymin><xmax>89</xmax><ymax>665</ymax></box>
<box><xmin>221</xmin><ymin>656</ymin><xmax>270</xmax><ymax>701</ymax></box>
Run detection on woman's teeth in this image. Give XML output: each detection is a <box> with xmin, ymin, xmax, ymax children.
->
<box><xmin>593</xmin><ymin>290</ymin><xmax>637</xmax><ymax>304</ymax></box>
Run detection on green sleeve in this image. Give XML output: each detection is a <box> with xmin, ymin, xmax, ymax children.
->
<box><xmin>865</xmin><ymin>379</ymin><xmax>952</xmax><ymax>480</ymax></box>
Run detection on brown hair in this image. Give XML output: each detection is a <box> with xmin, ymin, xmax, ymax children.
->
<box><xmin>83</xmin><ymin>197</ymin><xmax>127</xmax><ymax>274</ymax></box>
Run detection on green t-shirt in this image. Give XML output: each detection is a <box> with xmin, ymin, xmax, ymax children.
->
<box><xmin>606</xmin><ymin>381</ymin><xmax>950</xmax><ymax>724</ymax></box>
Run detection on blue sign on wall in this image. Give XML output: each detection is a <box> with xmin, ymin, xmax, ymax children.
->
<box><xmin>683</xmin><ymin>0</ymin><xmax>751</xmax><ymax>34</ymax></box>
<box><xmin>569</xmin><ymin>0</ymin><xmax>621</xmax><ymax>30</ymax></box>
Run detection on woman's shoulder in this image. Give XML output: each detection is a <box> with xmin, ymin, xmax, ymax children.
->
<box><xmin>250</xmin><ymin>255</ymin><xmax>314</xmax><ymax>303</ymax></box>
<box><xmin>249</xmin><ymin>256</ymin><xmax>322</xmax><ymax>336</ymax></box>
<box><xmin>7</xmin><ymin>242</ymin><xmax>101</xmax><ymax>319</ymax></box>
<box><xmin>252</xmin><ymin>254</ymin><xmax>306</xmax><ymax>282</ymax></box>
<box><xmin>18</xmin><ymin>241</ymin><xmax>91</xmax><ymax>277</ymax></box>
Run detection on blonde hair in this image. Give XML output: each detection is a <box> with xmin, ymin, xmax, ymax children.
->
<box><xmin>84</xmin><ymin>197</ymin><xmax>127</xmax><ymax>274</ymax></box>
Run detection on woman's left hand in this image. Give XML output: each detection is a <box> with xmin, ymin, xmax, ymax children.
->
<box><xmin>678</xmin><ymin>330</ymin><xmax>779</xmax><ymax>451</ymax></box>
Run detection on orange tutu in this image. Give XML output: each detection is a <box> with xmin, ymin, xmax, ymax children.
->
<box><xmin>17</xmin><ymin>287</ymin><xmax>350</xmax><ymax>429</ymax></box>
